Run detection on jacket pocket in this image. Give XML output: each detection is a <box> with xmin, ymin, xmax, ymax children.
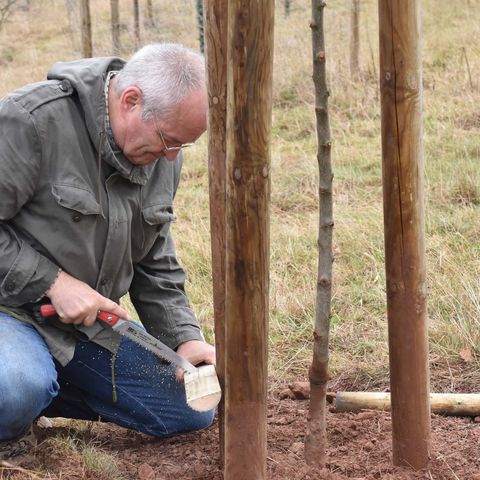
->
<box><xmin>51</xmin><ymin>183</ymin><xmax>102</xmax><ymax>216</ymax></box>
<box><xmin>142</xmin><ymin>204</ymin><xmax>176</xmax><ymax>228</ymax></box>
<box><xmin>133</xmin><ymin>204</ymin><xmax>176</xmax><ymax>262</ymax></box>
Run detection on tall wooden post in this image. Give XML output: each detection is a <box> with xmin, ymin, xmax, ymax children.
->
<box><xmin>224</xmin><ymin>1</ymin><xmax>274</xmax><ymax>478</ymax></box>
<box><xmin>80</xmin><ymin>0</ymin><xmax>92</xmax><ymax>57</ymax></box>
<box><xmin>204</xmin><ymin>0</ymin><xmax>228</xmax><ymax>464</ymax></box>
<box><xmin>378</xmin><ymin>0</ymin><xmax>431</xmax><ymax>469</ymax></box>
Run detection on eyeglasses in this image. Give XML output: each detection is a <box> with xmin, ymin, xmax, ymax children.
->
<box><xmin>155</xmin><ymin>122</ymin><xmax>195</xmax><ymax>152</ymax></box>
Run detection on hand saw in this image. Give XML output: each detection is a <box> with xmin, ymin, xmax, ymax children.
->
<box><xmin>39</xmin><ymin>304</ymin><xmax>221</xmax><ymax>412</ymax></box>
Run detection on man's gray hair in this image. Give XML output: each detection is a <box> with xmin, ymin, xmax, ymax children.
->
<box><xmin>115</xmin><ymin>43</ymin><xmax>206</xmax><ymax>122</ymax></box>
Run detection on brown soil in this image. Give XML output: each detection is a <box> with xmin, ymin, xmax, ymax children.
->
<box><xmin>4</xmin><ymin>384</ymin><xmax>479</xmax><ymax>480</ymax></box>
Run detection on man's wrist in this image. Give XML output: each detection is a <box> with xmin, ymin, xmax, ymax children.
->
<box><xmin>45</xmin><ymin>268</ymin><xmax>63</xmax><ymax>297</ymax></box>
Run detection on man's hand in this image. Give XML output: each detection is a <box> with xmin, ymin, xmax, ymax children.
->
<box><xmin>177</xmin><ymin>340</ymin><xmax>216</xmax><ymax>366</ymax></box>
<box><xmin>45</xmin><ymin>271</ymin><xmax>131</xmax><ymax>326</ymax></box>
<box><xmin>175</xmin><ymin>340</ymin><xmax>216</xmax><ymax>381</ymax></box>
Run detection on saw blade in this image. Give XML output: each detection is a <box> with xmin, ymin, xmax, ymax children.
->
<box><xmin>112</xmin><ymin>320</ymin><xmax>197</xmax><ymax>374</ymax></box>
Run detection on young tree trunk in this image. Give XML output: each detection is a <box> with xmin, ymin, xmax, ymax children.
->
<box><xmin>80</xmin><ymin>0</ymin><xmax>92</xmax><ymax>57</ymax></box>
<box><xmin>378</xmin><ymin>0</ymin><xmax>430</xmax><ymax>470</ymax></box>
<box><xmin>204</xmin><ymin>0</ymin><xmax>228</xmax><ymax>465</ymax></box>
<box><xmin>304</xmin><ymin>0</ymin><xmax>333</xmax><ymax>468</ymax></box>
<box><xmin>145</xmin><ymin>0</ymin><xmax>154</xmax><ymax>27</ymax></box>
<box><xmin>224</xmin><ymin>0</ymin><xmax>274</xmax><ymax>478</ymax></box>
<box><xmin>110</xmin><ymin>0</ymin><xmax>121</xmax><ymax>54</ymax></box>
<box><xmin>350</xmin><ymin>0</ymin><xmax>360</xmax><ymax>79</ymax></box>
<box><xmin>196</xmin><ymin>0</ymin><xmax>204</xmax><ymax>53</ymax></box>
<box><xmin>133</xmin><ymin>0</ymin><xmax>140</xmax><ymax>48</ymax></box>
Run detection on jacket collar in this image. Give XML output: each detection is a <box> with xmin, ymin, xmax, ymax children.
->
<box><xmin>48</xmin><ymin>57</ymin><xmax>157</xmax><ymax>186</ymax></box>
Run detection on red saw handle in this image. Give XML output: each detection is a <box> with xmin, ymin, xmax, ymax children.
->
<box><xmin>38</xmin><ymin>304</ymin><xmax>121</xmax><ymax>327</ymax></box>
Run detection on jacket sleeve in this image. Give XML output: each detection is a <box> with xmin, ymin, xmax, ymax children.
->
<box><xmin>0</xmin><ymin>98</ymin><xmax>60</xmax><ymax>306</ymax></box>
<box><xmin>129</xmin><ymin>223</ymin><xmax>204</xmax><ymax>350</ymax></box>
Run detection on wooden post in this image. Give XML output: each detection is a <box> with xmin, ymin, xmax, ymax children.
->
<box><xmin>80</xmin><ymin>0</ymin><xmax>92</xmax><ymax>57</ymax></box>
<box><xmin>335</xmin><ymin>392</ymin><xmax>480</xmax><ymax>417</ymax></box>
<box><xmin>304</xmin><ymin>0</ymin><xmax>333</xmax><ymax>468</ymax></box>
<box><xmin>224</xmin><ymin>1</ymin><xmax>274</xmax><ymax>478</ymax></box>
<box><xmin>204</xmin><ymin>0</ymin><xmax>228</xmax><ymax>465</ymax></box>
<box><xmin>378</xmin><ymin>0</ymin><xmax>431</xmax><ymax>469</ymax></box>
<box><xmin>110</xmin><ymin>0</ymin><xmax>121</xmax><ymax>54</ymax></box>
<box><xmin>350</xmin><ymin>0</ymin><xmax>360</xmax><ymax>79</ymax></box>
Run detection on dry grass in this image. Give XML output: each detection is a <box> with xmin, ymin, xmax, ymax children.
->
<box><xmin>1</xmin><ymin>0</ymin><xmax>478</xmax><ymax>379</ymax></box>
<box><xmin>1</xmin><ymin>0</ymin><xmax>479</xmax><ymax>475</ymax></box>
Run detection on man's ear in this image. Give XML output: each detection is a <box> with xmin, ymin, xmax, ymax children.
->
<box><xmin>119</xmin><ymin>86</ymin><xmax>143</xmax><ymax>113</ymax></box>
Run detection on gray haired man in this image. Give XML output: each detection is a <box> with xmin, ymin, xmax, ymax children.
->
<box><xmin>0</xmin><ymin>43</ymin><xmax>215</xmax><ymax>465</ymax></box>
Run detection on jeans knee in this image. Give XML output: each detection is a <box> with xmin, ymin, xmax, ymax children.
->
<box><xmin>143</xmin><ymin>407</ymin><xmax>215</xmax><ymax>438</ymax></box>
<box><xmin>0</xmin><ymin>363</ymin><xmax>59</xmax><ymax>438</ymax></box>
<box><xmin>183</xmin><ymin>408</ymin><xmax>216</xmax><ymax>433</ymax></box>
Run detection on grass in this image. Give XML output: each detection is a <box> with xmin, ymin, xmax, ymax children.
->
<box><xmin>39</xmin><ymin>422</ymin><xmax>125</xmax><ymax>480</ymax></box>
<box><xmin>1</xmin><ymin>0</ymin><xmax>478</xmax><ymax>381</ymax></box>
<box><xmin>0</xmin><ymin>0</ymin><xmax>479</xmax><ymax>476</ymax></box>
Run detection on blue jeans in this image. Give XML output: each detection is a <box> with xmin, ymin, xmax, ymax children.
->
<box><xmin>0</xmin><ymin>313</ymin><xmax>215</xmax><ymax>441</ymax></box>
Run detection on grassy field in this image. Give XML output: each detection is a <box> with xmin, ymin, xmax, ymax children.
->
<box><xmin>1</xmin><ymin>0</ymin><xmax>479</xmax><ymax>385</ymax></box>
<box><xmin>1</xmin><ymin>2</ymin><xmax>479</xmax><ymax>474</ymax></box>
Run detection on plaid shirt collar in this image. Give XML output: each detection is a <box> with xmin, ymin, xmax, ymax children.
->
<box><xmin>104</xmin><ymin>70</ymin><xmax>120</xmax><ymax>149</ymax></box>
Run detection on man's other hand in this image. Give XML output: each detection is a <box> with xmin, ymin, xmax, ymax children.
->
<box><xmin>177</xmin><ymin>340</ymin><xmax>216</xmax><ymax>366</ymax></box>
<box><xmin>175</xmin><ymin>340</ymin><xmax>216</xmax><ymax>381</ymax></box>
<box><xmin>45</xmin><ymin>271</ymin><xmax>132</xmax><ymax>326</ymax></box>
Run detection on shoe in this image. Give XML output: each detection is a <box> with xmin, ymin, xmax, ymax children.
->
<box><xmin>0</xmin><ymin>429</ymin><xmax>36</xmax><ymax>467</ymax></box>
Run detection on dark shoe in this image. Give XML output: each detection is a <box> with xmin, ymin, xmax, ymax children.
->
<box><xmin>0</xmin><ymin>429</ymin><xmax>36</xmax><ymax>467</ymax></box>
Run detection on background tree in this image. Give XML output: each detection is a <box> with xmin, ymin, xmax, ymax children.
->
<box><xmin>80</xmin><ymin>0</ymin><xmax>92</xmax><ymax>57</ymax></box>
<box><xmin>133</xmin><ymin>0</ymin><xmax>140</xmax><ymax>48</ymax></box>
<box><xmin>64</xmin><ymin>0</ymin><xmax>76</xmax><ymax>33</ymax></box>
<box><xmin>145</xmin><ymin>0</ymin><xmax>154</xmax><ymax>28</ymax></box>
<box><xmin>350</xmin><ymin>0</ymin><xmax>360</xmax><ymax>79</ymax></box>
<box><xmin>111</xmin><ymin>0</ymin><xmax>121</xmax><ymax>54</ymax></box>
<box><xmin>0</xmin><ymin>0</ymin><xmax>19</xmax><ymax>31</ymax></box>
<box><xmin>196</xmin><ymin>0</ymin><xmax>204</xmax><ymax>53</ymax></box>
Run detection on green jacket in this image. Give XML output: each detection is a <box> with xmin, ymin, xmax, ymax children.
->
<box><xmin>0</xmin><ymin>57</ymin><xmax>203</xmax><ymax>366</ymax></box>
